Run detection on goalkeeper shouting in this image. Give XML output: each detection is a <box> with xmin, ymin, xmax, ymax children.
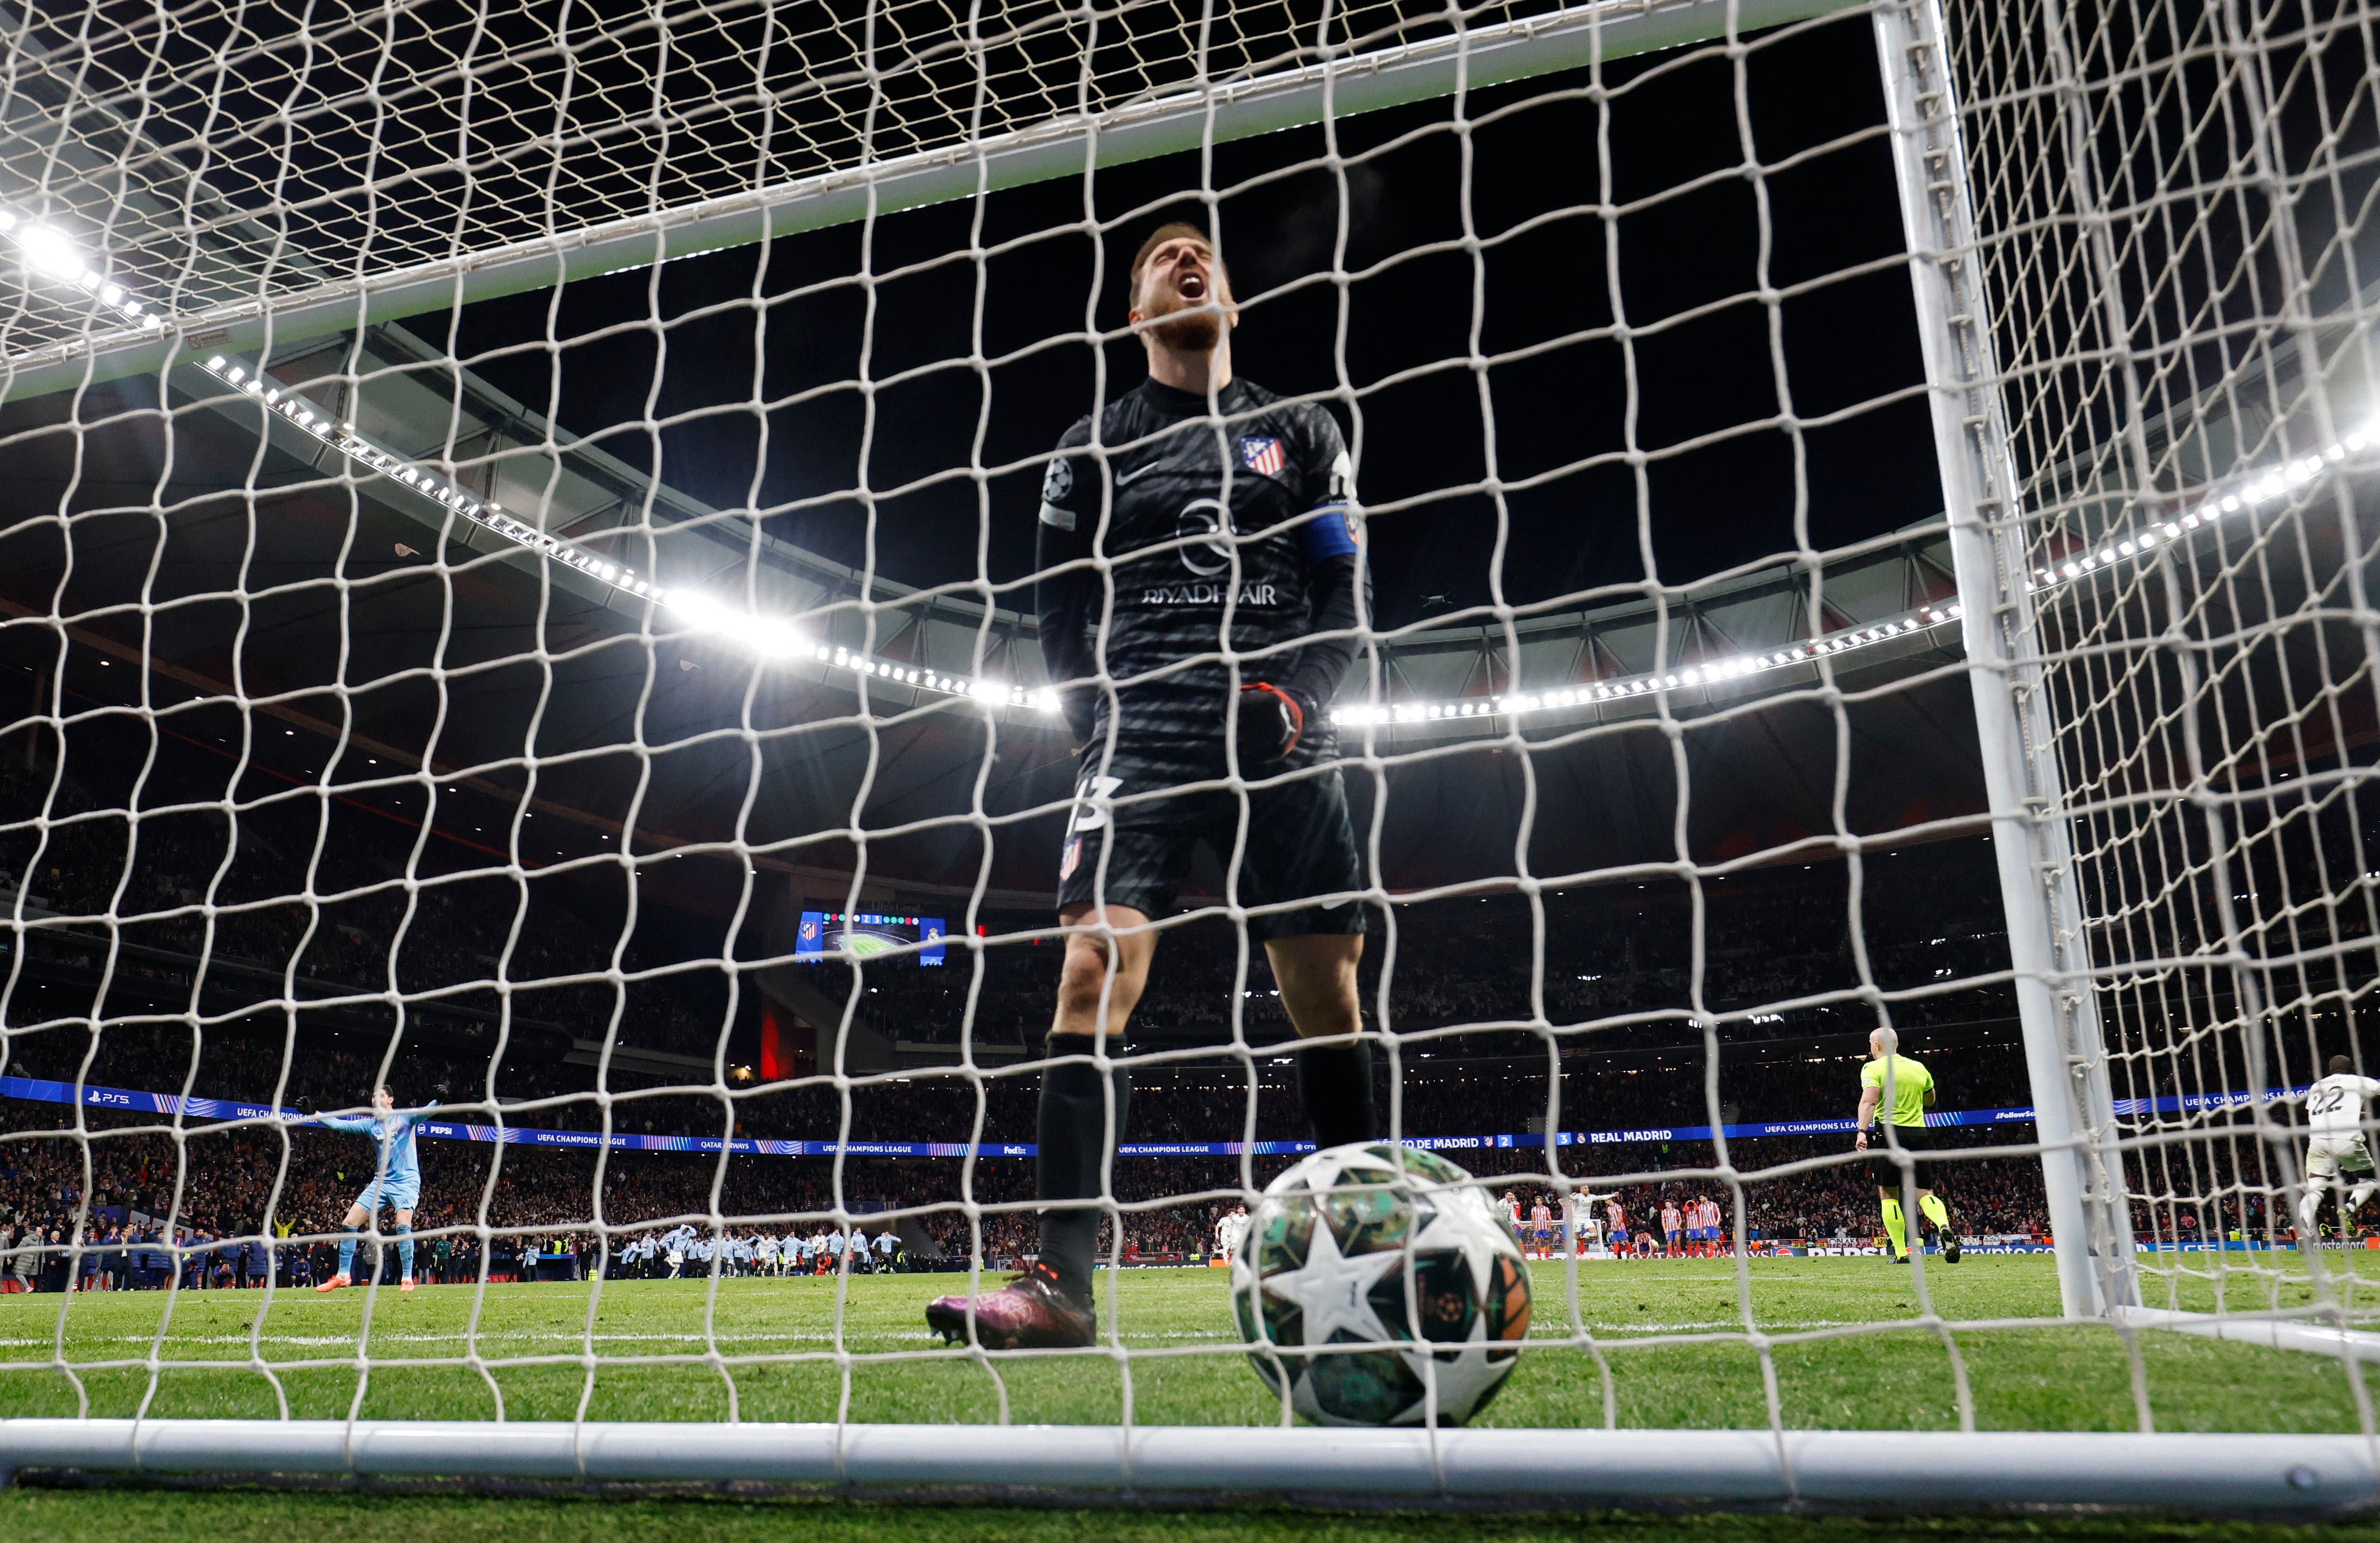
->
<box><xmin>926</xmin><ymin>222</ymin><xmax>1373</xmax><ymax>1351</ymax></box>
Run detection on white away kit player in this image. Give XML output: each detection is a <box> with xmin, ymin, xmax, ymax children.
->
<box><xmin>2297</xmin><ymin>1054</ymin><xmax>2380</xmax><ymax>1241</ymax></box>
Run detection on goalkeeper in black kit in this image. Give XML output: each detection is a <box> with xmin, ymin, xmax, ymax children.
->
<box><xmin>926</xmin><ymin>222</ymin><xmax>1376</xmax><ymax>1350</ymax></box>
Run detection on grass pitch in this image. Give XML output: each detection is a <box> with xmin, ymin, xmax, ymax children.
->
<box><xmin>3</xmin><ymin>1256</ymin><xmax>2375</xmax><ymax>1543</ymax></box>
<box><xmin>0</xmin><ymin>1252</ymin><xmax>2371</xmax><ymax>1432</ymax></box>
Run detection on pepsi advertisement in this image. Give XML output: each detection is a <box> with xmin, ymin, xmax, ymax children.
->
<box><xmin>795</xmin><ymin>910</ymin><xmax>947</xmax><ymax>965</ymax></box>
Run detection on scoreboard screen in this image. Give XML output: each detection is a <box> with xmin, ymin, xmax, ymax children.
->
<box><xmin>794</xmin><ymin>911</ymin><xmax>948</xmax><ymax>966</ymax></box>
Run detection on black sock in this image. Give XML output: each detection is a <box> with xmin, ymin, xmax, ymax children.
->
<box><xmin>1035</xmin><ymin>1032</ymin><xmax>1130</xmax><ymax>1305</ymax></box>
<box><xmin>1297</xmin><ymin>1039</ymin><xmax>1378</xmax><ymax>1150</ymax></box>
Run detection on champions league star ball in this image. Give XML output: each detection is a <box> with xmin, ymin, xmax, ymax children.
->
<box><xmin>1231</xmin><ymin>1143</ymin><xmax>1530</xmax><ymax>1426</ymax></box>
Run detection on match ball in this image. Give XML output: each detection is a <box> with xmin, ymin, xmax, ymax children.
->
<box><xmin>1230</xmin><ymin>1142</ymin><xmax>1530</xmax><ymax>1426</ymax></box>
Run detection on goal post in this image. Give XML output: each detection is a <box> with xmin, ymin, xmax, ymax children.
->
<box><xmin>1914</xmin><ymin>0</ymin><xmax>2380</xmax><ymax>1359</ymax></box>
<box><xmin>1870</xmin><ymin>0</ymin><xmax>2137</xmax><ymax>1323</ymax></box>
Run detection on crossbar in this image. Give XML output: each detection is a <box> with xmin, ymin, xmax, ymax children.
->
<box><xmin>0</xmin><ymin>0</ymin><xmax>1861</xmax><ymax>404</ymax></box>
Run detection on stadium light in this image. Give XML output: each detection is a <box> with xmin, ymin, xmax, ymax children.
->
<box><xmin>2028</xmin><ymin>425</ymin><xmax>2375</xmax><ymax>591</ymax></box>
<box><xmin>0</xmin><ymin>206</ymin><xmax>165</xmax><ymax>328</ymax></box>
<box><xmin>195</xmin><ymin>353</ymin><xmax>1060</xmax><ymax>716</ymax></box>
<box><xmin>1335</xmin><ymin>424</ymin><xmax>2379</xmax><ymax>733</ymax></box>
<box><xmin>1328</xmin><ymin>602</ymin><xmax>1965</xmax><ymax>728</ymax></box>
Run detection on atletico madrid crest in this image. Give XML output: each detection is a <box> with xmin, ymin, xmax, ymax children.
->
<box><xmin>1239</xmin><ymin>436</ymin><xmax>1285</xmax><ymax>478</ymax></box>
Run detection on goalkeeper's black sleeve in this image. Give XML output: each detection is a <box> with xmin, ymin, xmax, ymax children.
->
<box><xmin>1035</xmin><ymin>518</ymin><xmax>1100</xmax><ymax>747</ymax></box>
<box><xmin>1283</xmin><ymin>550</ymin><xmax>1369</xmax><ymax>711</ymax></box>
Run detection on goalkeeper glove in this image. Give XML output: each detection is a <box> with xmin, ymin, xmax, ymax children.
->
<box><xmin>1234</xmin><ymin>682</ymin><xmax>1311</xmax><ymax>765</ymax></box>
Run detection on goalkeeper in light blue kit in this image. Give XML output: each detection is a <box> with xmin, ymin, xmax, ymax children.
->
<box><xmin>315</xmin><ymin>1087</ymin><xmax>428</xmax><ymax>1294</ymax></box>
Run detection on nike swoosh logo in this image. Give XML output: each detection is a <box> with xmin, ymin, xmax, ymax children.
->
<box><xmin>1115</xmin><ymin>461</ymin><xmax>1163</xmax><ymax>485</ymax></box>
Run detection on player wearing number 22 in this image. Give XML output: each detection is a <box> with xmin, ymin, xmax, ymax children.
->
<box><xmin>925</xmin><ymin>221</ymin><xmax>1375</xmax><ymax>1351</ymax></box>
<box><xmin>2295</xmin><ymin>1056</ymin><xmax>2380</xmax><ymax>1243</ymax></box>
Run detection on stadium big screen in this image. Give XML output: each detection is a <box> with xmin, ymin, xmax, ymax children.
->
<box><xmin>794</xmin><ymin>911</ymin><xmax>948</xmax><ymax>965</ymax></box>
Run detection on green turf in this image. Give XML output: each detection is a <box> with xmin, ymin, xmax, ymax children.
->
<box><xmin>0</xmin><ymin>1254</ymin><xmax>2372</xmax><ymax>1432</ymax></box>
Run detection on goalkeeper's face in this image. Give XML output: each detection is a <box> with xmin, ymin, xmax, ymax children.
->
<box><xmin>1131</xmin><ymin>236</ymin><xmax>1235</xmax><ymax>353</ymax></box>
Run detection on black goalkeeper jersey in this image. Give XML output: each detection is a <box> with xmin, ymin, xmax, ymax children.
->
<box><xmin>1034</xmin><ymin>377</ymin><xmax>1359</xmax><ymax>763</ymax></box>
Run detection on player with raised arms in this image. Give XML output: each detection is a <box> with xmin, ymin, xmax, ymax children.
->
<box><xmin>1853</xmin><ymin>1027</ymin><xmax>1959</xmax><ymax>1264</ymax></box>
<box><xmin>314</xmin><ymin>1086</ymin><xmax>429</xmax><ymax>1293</ymax></box>
<box><xmin>925</xmin><ymin>220</ymin><xmax>1374</xmax><ymax>1350</ymax></box>
<box><xmin>2295</xmin><ymin>1055</ymin><xmax>2380</xmax><ymax>1243</ymax></box>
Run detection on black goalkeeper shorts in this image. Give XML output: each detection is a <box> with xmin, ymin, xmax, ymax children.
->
<box><xmin>1056</xmin><ymin>752</ymin><xmax>1367</xmax><ymax>941</ymax></box>
<box><xmin>1866</xmin><ymin>1122</ymin><xmax>1939</xmax><ymax>1190</ymax></box>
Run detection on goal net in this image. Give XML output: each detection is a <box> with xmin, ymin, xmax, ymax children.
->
<box><xmin>1933</xmin><ymin>0</ymin><xmax>2380</xmax><ymax>1343</ymax></box>
<box><xmin>0</xmin><ymin>0</ymin><xmax>2374</xmax><ymax>1506</ymax></box>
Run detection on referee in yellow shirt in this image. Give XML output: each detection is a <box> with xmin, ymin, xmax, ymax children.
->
<box><xmin>1853</xmin><ymin>1027</ymin><xmax>1960</xmax><ymax>1264</ymax></box>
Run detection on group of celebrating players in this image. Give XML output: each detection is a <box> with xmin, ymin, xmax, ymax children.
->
<box><xmin>615</xmin><ymin>1223</ymin><xmax>905</xmax><ymax>1277</ymax></box>
<box><xmin>287</xmin><ymin>219</ymin><xmax>2380</xmax><ymax>1343</ymax></box>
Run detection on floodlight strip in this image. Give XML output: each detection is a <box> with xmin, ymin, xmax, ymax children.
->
<box><xmin>194</xmin><ymin>354</ymin><xmax>1060</xmax><ymax>715</ymax></box>
<box><xmin>2029</xmin><ymin>425</ymin><xmax>2373</xmax><ymax>587</ymax></box>
<box><xmin>1329</xmin><ymin>602</ymin><xmax>1966</xmax><ymax>727</ymax></box>
<box><xmin>1334</xmin><ymin>426</ymin><xmax>2375</xmax><ymax>729</ymax></box>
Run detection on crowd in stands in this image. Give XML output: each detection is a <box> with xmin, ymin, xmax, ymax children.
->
<box><xmin>0</xmin><ymin>758</ymin><xmax>727</xmax><ymax>1060</ymax></box>
<box><xmin>0</xmin><ymin>755</ymin><xmax>2033</xmax><ymax>1067</ymax></box>
<box><xmin>0</xmin><ymin>1008</ymin><xmax>2311</xmax><ymax>1287</ymax></box>
<box><xmin>1</xmin><ymin>736</ymin><xmax>2368</xmax><ymax>1289</ymax></box>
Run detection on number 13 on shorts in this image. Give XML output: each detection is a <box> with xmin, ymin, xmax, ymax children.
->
<box><xmin>1061</xmin><ymin>772</ymin><xmax>1123</xmax><ymax>881</ymax></box>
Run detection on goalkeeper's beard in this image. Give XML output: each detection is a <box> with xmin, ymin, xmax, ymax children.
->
<box><xmin>1146</xmin><ymin>307</ymin><xmax>1222</xmax><ymax>355</ymax></box>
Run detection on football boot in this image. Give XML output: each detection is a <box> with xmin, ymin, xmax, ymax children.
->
<box><xmin>925</xmin><ymin>1260</ymin><xmax>1094</xmax><ymax>1349</ymax></box>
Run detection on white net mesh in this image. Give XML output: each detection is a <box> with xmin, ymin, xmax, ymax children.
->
<box><xmin>1947</xmin><ymin>0</ymin><xmax>2380</xmax><ymax>1328</ymax></box>
<box><xmin>0</xmin><ymin>0</ymin><xmax>2369</xmax><ymax>1456</ymax></box>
